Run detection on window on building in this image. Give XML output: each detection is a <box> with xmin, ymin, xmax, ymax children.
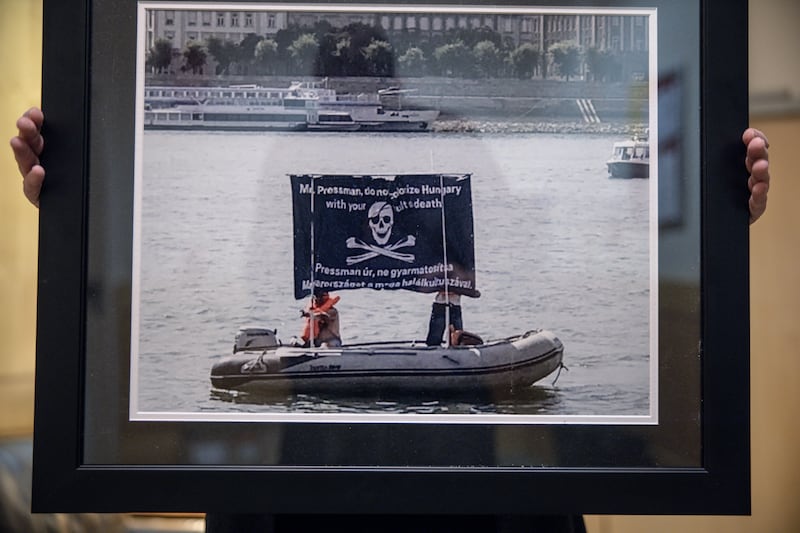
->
<box><xmin>202</xmin><ymin>11</ymin><xmax>211</xmax><ymax>26</ymax></box>
<box><xmin>471</xmin><ymin>17</ymin><xmax>480</xmax><ymax>28</ymax></box>
<box><xmin>381</xmin><ymin>16</ymin><xmax>390</xmax><ymax>29</ymax></box>
<box><xmin>231</xmin><ymin>13</ymin><xmax>240</xmax><ymax>27</ymax></box>
<box><xmin>446</xmin><ymin>17</ymin><xmax>456</xmax><ymax>30</ymax></box>
<box><xmin>165</xmin><ymin>30</ymin><xmax>175</xmax><ymax>40</ymax></box>
<box><xmin>503</xmin><ymin>18</ymin><xmax>512</xmax><ymax>32</ymax></box>
<box><xmin>394</xmin><ymin>16</ymin><xmax>402</xmax><ymax>30</ymax></box>
<box><xmin>187</xmin><ymin>12</ymin><xmax>197</xmax><ymax>26</ymax></box>
<box><xmin>216</xmin><ymin>12</ymin><xmax>225</xmax><ymax>27</ymax></box>
<box><xmin>521</xmin><ymin>18</ymin><xmax>531</xmax><ymax>33</ymax></box>
<box><xmin>432</xmin><ymin>17</ymin><xmax>442</xmax><ymax>31</ymax></box>
<box><xmin>458</xmin><ymin>16</ymin><xmax>467</xmax><ymax>28</ymax></box>
<box><xmin>484</xmin><ymin>17</ymin><xmax>494</xmax><ymax>30</ymax></box>
<box><xmin>420</xmin><ymin>17</ymin><xmax>429</xmax><ymax>31</ymax></box>
<box><xmin>406</xmin><ymin>16</ymin><xmax>416</xmax><ymax>29</ymax></box>
<box><xmin>188</xmin><ymin>32</ymin><xmax>197</xmax><ymax>41</ymax></box>
<box><xmin>245</xmin><ymin>13</ymin><xmax>253</xmax><ymax>27</ymax></box>
<box><xmin>268</xmin><ymin>13</ymin><xmax>276</xmax><ymax>29</ymax></box>
<box><xmin>165</xmin><ymin>10</ymin><xmax>174</xmax><ymax>26</ymax></box>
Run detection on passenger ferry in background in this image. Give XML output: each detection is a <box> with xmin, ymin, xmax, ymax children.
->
<box><xmin>606</xmin><ymin>133</ymin><xmax>650</xmax><ymax>179</ymax></box>
<box><xmin>143</xmin><ymin>81</ymin><xmax>439</xmax><ymax>132</ymax></box>
<box><xmin>143</xmin><ymin>103</ymin><xmax>360</xmax><ymax>132</ymax></box>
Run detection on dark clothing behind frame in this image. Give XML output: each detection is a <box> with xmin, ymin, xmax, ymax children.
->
<box><xmin>426</xmin><ymin>302</ymin><xmax>463</xmax><ymax>346</ymax></box>
<box><xmin>205</xmin><ymin>400</ymin><xmax>588</xmax><ymax>532</ymax></box>
<box><xmin>205</xmin><ymin>513</ymin><xmax>587</xmax><ymax>532</ymax></box>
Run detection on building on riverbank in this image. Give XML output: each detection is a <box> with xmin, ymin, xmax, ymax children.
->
<box><xmin>147</xmin><ymin>8</ymin><xmax>648</xmax><ymax>56</ymax></box>
<box><xmin>145</xmin><ymin>8</ymin><xmax>649</xmax><ymax>82</ymax></box>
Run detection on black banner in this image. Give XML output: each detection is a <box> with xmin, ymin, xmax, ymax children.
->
<box><xmin>291</xmin><ymin>174</ymin><xmax>477</xmax><ymax>299</ymax></box>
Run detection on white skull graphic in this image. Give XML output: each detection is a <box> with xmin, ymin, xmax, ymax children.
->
<box><xmin>368</xmin><ymin>202</ymin><xmax>394</xmax><ymax>245</ymax></box>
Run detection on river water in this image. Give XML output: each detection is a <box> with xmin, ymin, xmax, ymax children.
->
<box><xmin>134</xmin><ymin>130</ymin><xmax>652</xmax><ymax>420</ymax></box>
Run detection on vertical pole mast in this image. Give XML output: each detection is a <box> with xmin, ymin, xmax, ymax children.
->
<box><xmin>309</xmin><ymin>175</ymin><xmax>316</xmax><ymax>348</ymax></box>
<box><xmin>439</xmin><ymin>174</ymin><xmax>450</xmax><ymax>348</ymax></box>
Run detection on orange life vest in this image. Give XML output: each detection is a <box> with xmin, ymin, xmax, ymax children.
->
<box><xmin>301</xmin><ymin>295</ymin><xmax>341</xmax><ymax>341</ymax></box>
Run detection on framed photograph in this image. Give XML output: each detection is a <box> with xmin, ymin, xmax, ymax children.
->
<box><xmin>33</xmin><ymin>0</ymin><xmax>750</xmax><ymax>514</ymax></box>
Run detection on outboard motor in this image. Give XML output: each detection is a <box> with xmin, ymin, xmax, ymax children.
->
<box><xmin>234</xmin><ymin>327</ymin><xmax>279</xmax><ymax>353</ymax></box>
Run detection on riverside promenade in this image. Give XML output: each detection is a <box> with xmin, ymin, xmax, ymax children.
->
<box><xmin>145</xmin><ymin>74</ymin><xmax>650</xmax><ymax>133</ymax></box>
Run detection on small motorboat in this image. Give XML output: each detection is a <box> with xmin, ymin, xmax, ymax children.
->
<box><xmin>606</xmin><ymin>135</ymin><xmax>650</xmax><ymax>179</ymax></box>
<box><xmin>210</xmin><ymin>327</ymin><xmax>564</xmax><ymax>396</ymax></box>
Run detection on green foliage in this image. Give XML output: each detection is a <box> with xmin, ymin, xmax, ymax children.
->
<box><xmin>254</xmin><ymin>39</ymin><xmax>279</xmax><ymax>75</ymax></box>
<box><xmin>275</xmin><ymin>21</ymin><xmax>396</xmax><ymax>77</ymax></box>
<box><xmin>163</xmin><ymin>20</ymin><xmax>640</xmax><ymax>82</ymax></box>
<box><xmin>434</xmin><ymin>40</ymin><xmax>474</xmax><ymax>77</ymax></box>
<box><xmin>206</xmin><ymin>36</ymin><xmax>237</xmax><ymax>75</ymax></box>
<box><xmin>236</xmin><ymin>33</ymin><xmax>262</xmax><ymax>74</ymax></box>
<box><xmin>584</xmin><ymin>47</ymin><xmax>622</xmax><ymax>82</ymax></box>
<box><xmin>332</xmin><ymin>36</ymin><xmax>356</xmax><ymax>76</ymax></box>
<box><xmin>182</xmin><ymin>42</ymin><xmax>207</xmax><ymax>74</ymax></box>
<box><xmin>549</xmin><ymin>41</ymin><xmax>582</xmax><ymax>81</ymax></box>
<box><xmin>397</xmin><ymin>47</ymin><xmax>426</xmax><ymax>77</ymax></box>
<box><xmin>312</xmin><ymin>20</ymin><xmax>334</xmax><ymax>40</ymax></box>
<box><xmin>147</xmin><ymin>38</ymin><xmax>173</xmax><ymax>74</ymax></box>
<box><xmin>362</xmin><ymin>40</ymin><xmax>394</xmax><ymax>77</ymax></box>
<box><xmin>289</xmin><ymin>33</ymin><xmax>319</xmax><ymax>75</ymax></box>
<box><xmin>275</xmin><ymin>24</ymin><xmax>302</xmax><ymax>56</ymax></box>
<box><xmin>509</xmin><ymin>43</ymin><xmax>539</xmax><ymax>79</ymax></box>
<box><xmin>444</xmin><ymin>27</ymin><xmax>502</xmax><ymax>48</ymax></box>
<box><xmin>473</xmin><ymin>40</ymin><xmax>504</xmax><ymax>78</ymax></box>
<box><xmin>342</xmin><ymin>22</ymin><xmax>388</xmax><ymax>50</ymax></box>
<box><xmin>328</xmin><ymin>34</ymin><xmax>371</xmax><ymax>77</ymax></box>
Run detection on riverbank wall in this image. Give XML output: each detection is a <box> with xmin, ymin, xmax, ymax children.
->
<box><xmin>145</xmin><ymin>73</ymin><xmax>649</xmax><ymax>126</ymax></box>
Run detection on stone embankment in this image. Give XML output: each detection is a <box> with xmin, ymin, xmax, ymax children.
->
<box><xmin>432</xmin><ymin>120</ymin><xmax>647</xmax><ymax>135</ymax></box>
<box><xmin>146</xmin><ymin>74</ymin><xmax>650</xmax><ymax>132</ymax></box>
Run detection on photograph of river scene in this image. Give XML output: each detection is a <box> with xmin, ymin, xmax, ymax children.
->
<box><xmin>131</xmin><ymin>4</ymin><xmax>656</xmax><ymax>423</ymax></box>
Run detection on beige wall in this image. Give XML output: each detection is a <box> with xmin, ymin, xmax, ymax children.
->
<box><xmin>0</xmin><ymin>0</ymin><xmax>42</xmax><ymax>437</ymax></box>
<box><xmin>748</xmin><ymin>0</ymin><xmax>800</xmax><ymax>103</ymax></box>
<box><xmin>1</xmin><ymin>1</ymin><xmax>798</xmax><ymax>530</ymax></box>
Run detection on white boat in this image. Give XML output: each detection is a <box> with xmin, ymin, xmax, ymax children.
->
<box><xmin>143</xmin><ymin>103</ymin><xmax>358</xmax><ymax>132</ymax></box>
<box><xmin>143</xmin><ymin>81</ymin><xmax>439</xmax><ymax>132</ymax></box>
<box><xmin>606</xmin><ymin>135</ymin><xmax>650</xmax><ymax>179</ymax></box>
<box><xmin>321</xmin><ymin>86</ymin><xmax>439</xmax><ymax>131</ymax></box>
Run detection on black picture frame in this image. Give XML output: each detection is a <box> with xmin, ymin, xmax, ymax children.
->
<box><xmin>32</xmin><ymin>0</ymin><xmax>750</xmax><ymax>515</ymax></box>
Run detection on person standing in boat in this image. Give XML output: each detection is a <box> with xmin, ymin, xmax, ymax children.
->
<box><xmin>298</xmin><ymin>291</ymin><xmax>341</xmax><ymax>348</ymax></box>
<box><xmin>425</xmin><ymin>290</ymin><xmax>462</xmax><ymax>346</ymax></box>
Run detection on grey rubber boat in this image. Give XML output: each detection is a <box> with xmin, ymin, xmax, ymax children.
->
<box><xmin>210</xmin><ymin>327</ymin><xmax>564</xmax><ymax>395</ymax></box>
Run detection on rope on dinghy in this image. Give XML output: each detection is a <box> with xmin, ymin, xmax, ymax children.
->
<box><xmin>552</xmin><ymin>362</ymin><xmax>569</xmax><ymax>386</ymax></box>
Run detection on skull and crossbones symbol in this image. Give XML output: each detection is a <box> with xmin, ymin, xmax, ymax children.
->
<box><xmin>346</xmin><ymin>202</ymin><xmax>416</xmax><ymax>265</ymax></box>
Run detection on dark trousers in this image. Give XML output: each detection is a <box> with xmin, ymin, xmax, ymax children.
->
<box><xmin>426</xmin><ymin>302</ymin><xmax>463</xmax><ymax>346</ymax></box>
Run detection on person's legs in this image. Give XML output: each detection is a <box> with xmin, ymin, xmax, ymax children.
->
<box><xmin>450</xmin><ymin>303</ymin><xmax>463</xmax><ymax>330</ymax></box>
<box><xmin>425</xmin><ymin>302</ymin><xmax>447</xmax><ymax>346</ymax></box>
